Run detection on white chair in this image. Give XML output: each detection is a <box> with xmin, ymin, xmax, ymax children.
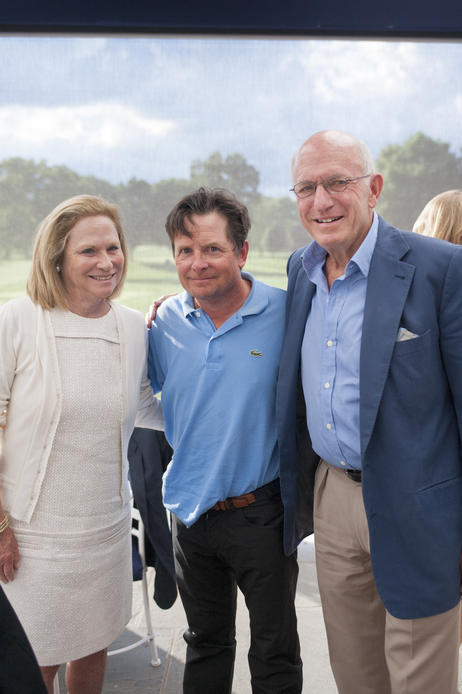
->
<box><xmin>108</xmin><ymin>505</ymin><xmax>161</xmax><ymax>666</ymax></box>
<box><xmin>53</xmin><ymin>506</ymin><xmax>160</xmax><ymax>693</ymax></box>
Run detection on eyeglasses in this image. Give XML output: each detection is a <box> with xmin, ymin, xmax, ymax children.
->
<box><xmin>290</xmin><ymin>174</ymin><xmax>372</xmax><ymax>199</ymax></box>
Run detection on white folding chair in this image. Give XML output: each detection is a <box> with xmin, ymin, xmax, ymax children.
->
<box><xmin>108</xmin><ymin>505</ymin><xmax>161</xmax><ymax>666</ymax></box>
<box><xmin>53</xmin><ymin>505</ymin><xmax>160</xmax><ymax>693</ymax></box>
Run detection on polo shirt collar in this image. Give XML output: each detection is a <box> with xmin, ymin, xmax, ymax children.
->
<box><xmin>181</xmin><ymin>271</ymin><xmax>268</xmax><ymax>319</ymax></box>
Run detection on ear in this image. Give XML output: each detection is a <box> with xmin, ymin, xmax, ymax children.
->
<box><xmin>238</xmin><ymin>240</ymin><xmax>249</xmax><ymax>269</ymax></box>
<box><xmin>368</xmin><ymin>174</ymin><xmax>384</xmax><ymax>209</ymax></box>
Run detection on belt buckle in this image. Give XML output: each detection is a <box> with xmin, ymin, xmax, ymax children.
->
<box><xmin>345</xmin><ymin>469</ymin><xmax>362</xmax><ymax>483</ymax></box>
<box><xmin>230</xmin><ymin>492</ymin><xmax>256</xmax><ymax>509</ymax></box>
<box><xmin>211</xmin><ymin>491</ymin><xmax>257</xmax><ymax>512</ymax></box>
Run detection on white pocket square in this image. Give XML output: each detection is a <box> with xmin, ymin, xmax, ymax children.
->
<box><xmin>396</xmin><ymin>327</ymin><xmax>419</xmax><ymax>342</ymax></box>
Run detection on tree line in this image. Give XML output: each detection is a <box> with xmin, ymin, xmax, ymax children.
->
<box><xmin>1</xmin><ymin>132</ymin><xmax>461</xmax><ymax>259</ymax></box>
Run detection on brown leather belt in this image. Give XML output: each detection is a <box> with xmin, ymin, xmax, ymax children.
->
<box><xmin>209</xmin><ymin>478</ymin><xmax>280</xmax><ymax>512</ymax></box>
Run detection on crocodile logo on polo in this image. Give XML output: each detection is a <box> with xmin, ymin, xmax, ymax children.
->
<box><xmin>250</xmin><ymin>349</ymin><xmax>262</xmax><ymax>357</ymax></box>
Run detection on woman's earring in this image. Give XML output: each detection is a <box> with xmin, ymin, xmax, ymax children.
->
<box><xmin>56</xmin><ymin>265</ymin><xmax>61</xmax><ymax>272</ymax></box>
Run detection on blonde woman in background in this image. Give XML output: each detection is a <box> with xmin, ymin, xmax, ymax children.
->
<box><xmin>413</xmin><ymin>189</ymin><xmax>462</xmax><ymax>242</ymax></box>
<box><xmin>0</xmin><ymin>195</ymin><xmax>163</xmax><ymax>694</ymax></box>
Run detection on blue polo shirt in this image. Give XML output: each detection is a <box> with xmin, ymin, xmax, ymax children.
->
<box><xmin>148</xmin><ymin>273</ymin><xmax>286</xmax><ymax>526</ymax></box>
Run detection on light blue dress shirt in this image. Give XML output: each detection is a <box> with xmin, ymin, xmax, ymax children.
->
<box><xmin>148</xmin><ymin>273</ymin><xmax>285</xmax><ymax>525</ymax></box>
<box><xmin>301</xmin><ymin>213</ymin><xmax>379</xmax><ymax>470</ymax></box>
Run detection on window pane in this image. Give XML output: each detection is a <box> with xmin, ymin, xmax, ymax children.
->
<box><xmin>1</xmin><ymin>36</ymin><xmax>461</xmax><ymax>308</ymax></box>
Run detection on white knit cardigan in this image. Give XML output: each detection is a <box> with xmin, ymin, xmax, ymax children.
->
<box><xmin>0</xmin><ymin>297</ymin><xmax>163</xmax><ymax>522</ymax></box>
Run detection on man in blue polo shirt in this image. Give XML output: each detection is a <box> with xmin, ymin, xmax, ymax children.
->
<box><xmin>148</xmin><ymin>187</ymin><xmax>301</xmax><ymax>694</ymax></box>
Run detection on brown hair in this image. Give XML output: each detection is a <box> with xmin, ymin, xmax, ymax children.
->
<box><xmin>27</xmin><ymin>194</ymin><xmax>128</xmax><ymax>309</ymax></box>
<box><xmin>165</xmin><ymin>187</ymin><xmax>250</xmax><ymax>252</ymax></box>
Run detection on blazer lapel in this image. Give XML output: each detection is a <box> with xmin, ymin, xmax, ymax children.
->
<box><xmin>359</xmin><ymin>221</ymin><xmax>415</xmax><ymax>458</ymax></box>
<box><xmin>286</xmin><ymin>259</ymin><xmax>316</xmax><ymax>355</ymax></box>
<box><xmin>278</xmin><ymin>254</ymin><xmax>315</xmax><ymax>412</ymax></box>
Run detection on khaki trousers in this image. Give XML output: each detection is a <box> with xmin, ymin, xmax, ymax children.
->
<box><xmin>314</xmin><ymin>460</ymin><xmax>460</xmax><ymax>694</ymax></box>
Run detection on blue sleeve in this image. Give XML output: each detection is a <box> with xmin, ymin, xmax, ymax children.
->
<box><xmin>147</xmin><ymin>323</ymin><xmax>165</xmax><ymax>394</ymax></box>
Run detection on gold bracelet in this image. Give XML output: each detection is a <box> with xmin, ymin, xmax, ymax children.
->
<box><xmin>0</xmin><ymin>514</ymin><xmax>9</xmax><ymax>533</ymax></box>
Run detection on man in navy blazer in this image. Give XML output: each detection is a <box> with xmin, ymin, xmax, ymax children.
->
<box><xmin>277</xmin><ymin>130</ymin><xmax>462</xmax><ymax>693</ymax></box>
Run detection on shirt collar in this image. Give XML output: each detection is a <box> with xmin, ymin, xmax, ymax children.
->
<box><xmin>349</xmin><ymin>211</ymin><xmax>378</xmax><ymax>278</ymax></box>
<box><xmin>181</xmin><ymin>271</ymin><xmax>268</xmax><ymax>319</ymax></box>
<box><xmin>302</xmin><ymin>211</ymin><xmax>379</xmax><ymax>281</ymax></box>
<box><xmin>182</xmin><ymin>291</ymin><xmax>197</xmax><ymax>317</ymax></box>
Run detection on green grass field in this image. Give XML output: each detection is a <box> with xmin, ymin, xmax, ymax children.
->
<box><xmin>0</xmin><ymin>245</ymin><xmax>288</xmax><ymax>313</ymax></box>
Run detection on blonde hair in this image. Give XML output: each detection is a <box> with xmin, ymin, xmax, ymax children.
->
<box><xmin>412</xmin><ymin>190</ymin><xmax>462</xmax><ymax>245</ymax></box>
<box><xmin>27</xmin><ymin>195</ymin><xmax>128</xmax><ymax>310</ymax></box>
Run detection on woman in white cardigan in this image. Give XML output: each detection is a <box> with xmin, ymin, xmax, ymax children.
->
<box><xmin>0</xmin><ymin>195</ymin><xmax>163</xmax><ymax>694</ymax></box>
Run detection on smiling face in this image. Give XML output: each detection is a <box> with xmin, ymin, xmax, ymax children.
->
<box><xmin>173</xmin><ymin>211</ymin><xmax>249</xmax><ymax>306</ymax></box>
<box><xmin>61</xmin><ymin>215</ymin><xmax>125</xmax><ymax>312</ymax></box>
<box><xmin>294</xmin><ymin>132</ymin><xmax>383</xmax><ymax>263</ymax></box>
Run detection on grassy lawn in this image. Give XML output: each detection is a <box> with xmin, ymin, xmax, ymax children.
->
<box><xmin>0</xmin><ymin>257</ymin><xmax>34</xmax><ymax>304</ymax></box>
<box><xmin>0</xmin><ymin>245</ymin><xmax>288</xmax><ymax>313</ymax></box>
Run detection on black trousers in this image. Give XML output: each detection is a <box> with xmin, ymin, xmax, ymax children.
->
<box><xmin>173</xmin><ymin>492</ymin><xmax>302</xmax><ymax>694</ymax></box>
<box><xmin>0</xmin><ymin>587</ymin><xmax>47</xmax><ymax>694</ymax></box>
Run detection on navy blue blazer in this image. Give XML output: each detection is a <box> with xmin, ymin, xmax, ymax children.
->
<box><xmin>277</xmin><ymin>216</ymin><xmax>462</xmax><ymax>619</ymax></box>
<box><xmin>128</xmin><ymin>428</ymin><xmax>177</xmax><ymax>610</ymax></box>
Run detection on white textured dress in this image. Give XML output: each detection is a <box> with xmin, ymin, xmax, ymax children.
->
<box><xmin>5</xmin><ymin>308</ymin><xmax>132</xmax><ymax>665</ymax></box>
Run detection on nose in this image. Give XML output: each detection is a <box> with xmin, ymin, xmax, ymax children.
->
<box><xmin>311</xmin><ymin>182</ymin><xmax>334</xmax><ymax>210</ymax></box>
<box><xmin>191</xmin><ymin>251</ymin><xmax>208</xmax><ymax>272</ymax></box>
<box><xmin>96</xmin><ymin>252</ymin><xmax>113</xmax><ymax>270</ymax></box>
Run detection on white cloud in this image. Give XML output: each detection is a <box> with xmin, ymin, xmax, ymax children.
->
<box><xmin>282</xmin><ymin>40</ymin><xmax>424</xmax><ymax>104</ymax></box>
<box><xmin>248</xmin><ymin>39</ymin><xmax>462</xmax><ymax>188</ymax></box>
<box><xmin>0</xmin><ymin>36</ymin><xmax>461</xmax><ymax>194</ymax></box>
<box><xmin>0</xmin><ymin>103</ymin><xmax>174</xmax><ymax>149</ymax></box>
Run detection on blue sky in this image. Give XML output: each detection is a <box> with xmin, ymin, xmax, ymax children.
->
<box><xmin>0</xmin><ymin>36</ymin><xmax>461</xmax><ymax>196</ymax></box>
